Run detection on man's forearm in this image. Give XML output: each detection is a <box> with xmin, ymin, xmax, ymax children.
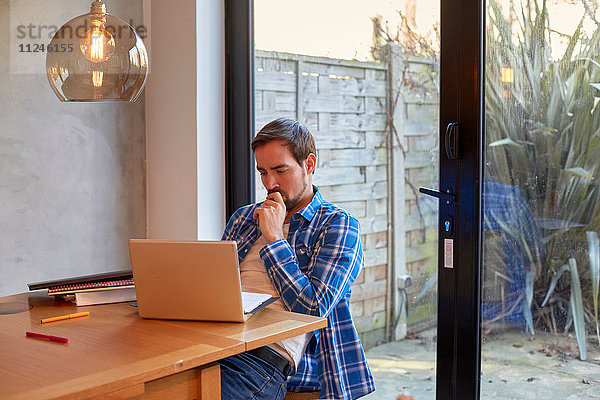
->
<box><xmin>260</xmin><ymin>235</ymin><xmax>362</xmax><ymax>317</ymax></box>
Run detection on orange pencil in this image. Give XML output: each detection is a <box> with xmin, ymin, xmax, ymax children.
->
<box><xmin>41</xmin><ymin>311</ymin><xmax>89</xmax><ymax>324</ymax></box>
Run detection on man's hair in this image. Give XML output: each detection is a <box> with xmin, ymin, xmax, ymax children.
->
<box><xmin>251</xmin><ymin>118</ymin><xmax>317</xmax><ymax>167</ymax></box>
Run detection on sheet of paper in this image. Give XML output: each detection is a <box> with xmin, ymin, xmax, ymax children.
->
<box><xmin>242</xmin><ymin>291</ymin><xmax>273</xmax><ymax>314</ymax></box>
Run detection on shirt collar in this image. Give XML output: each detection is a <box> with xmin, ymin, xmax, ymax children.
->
<box><xmin>294</xmin><ymin>185</ymin><xmax>323</xmax><ymax>222</ymax></box>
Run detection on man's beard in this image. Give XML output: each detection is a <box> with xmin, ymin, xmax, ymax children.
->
<box><xmin>269</xmin><ymin>179</ymin><xmax>308</xmax><ymax>211</ymax></box>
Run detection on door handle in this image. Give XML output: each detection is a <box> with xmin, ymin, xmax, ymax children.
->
<box><xmin>445</xmin><ymin>122</ymin><xmax>460</xmax><ymax>159</ymax></box>
<box><xmin>419</xmin><ymin>187</ymin><xmax>455</xmax><ymax>205</ymax></box>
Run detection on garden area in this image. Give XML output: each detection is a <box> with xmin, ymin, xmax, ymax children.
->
<box><xmin>365</xmin><ymin>0</ymin><xmax>600</xmax><ymax>398</ymax></box>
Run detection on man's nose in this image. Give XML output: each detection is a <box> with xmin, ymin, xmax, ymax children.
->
<box><xmin>264</xmin><ymin>173</ymin><xmax>278</xmax><ymax>190</ymax></box>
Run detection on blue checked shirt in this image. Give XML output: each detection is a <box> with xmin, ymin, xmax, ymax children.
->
<box><xmin>222</xmin><ymin>187</ymin><xmax>375</xmax><ymax>400</ymax></box>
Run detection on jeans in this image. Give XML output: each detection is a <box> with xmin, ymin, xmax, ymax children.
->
<box><xmin>218</xmin><ymin>351</ymin><xmax>288</xmax><ymax>400</ymax></box>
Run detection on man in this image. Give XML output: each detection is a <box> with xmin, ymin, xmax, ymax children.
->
<box><xmin>219</xmin><ymin>118</ymin><xmax>375</xmax><ymax>400</ymax></box>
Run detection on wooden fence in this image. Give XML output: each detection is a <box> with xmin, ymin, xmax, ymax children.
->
<box><xmin>254</xmin><ymin>47</ymin><xmax>439</xmax><ymax>348</ymax></box>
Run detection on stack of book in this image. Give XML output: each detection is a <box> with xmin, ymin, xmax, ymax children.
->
<box><xmin>28</xmin><ymin>270</ymin><xmax>136</xmax><ymax>306</ymax></box>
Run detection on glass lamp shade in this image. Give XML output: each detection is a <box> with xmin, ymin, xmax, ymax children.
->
<box><xmin>46</xmin><ymin>10</ymin><xmax>148</xmax><ymax>102</ymax></box>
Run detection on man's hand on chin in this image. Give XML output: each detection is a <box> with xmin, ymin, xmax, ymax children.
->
<box><xmin>253</xmin><ymin>191</ymin><xmax>286</xmax><ymax>243</ymax></box>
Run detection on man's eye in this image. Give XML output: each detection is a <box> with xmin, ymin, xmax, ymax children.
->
<box><xmin>258</xmin><ymin>171</ymin><xmax>266</xmax><ymax>176</ymax></box>
<box><xmin>277</xmin><ymin>169</ymin><xmax>286</xmax><ymax>174</ymax></box>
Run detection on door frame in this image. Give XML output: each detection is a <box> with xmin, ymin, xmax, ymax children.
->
<box><xmin>437</xmin><ymin>0</ymin><xmax>484</xmax><ymax>398</ymax></box>
<box><xmin>224</xmin><ymin>0</ymin><xmax>256</xmax><ymax>219</ymax></box>
<box><xmin>224</xmin><ymin>1</ymin><xmax>486</xmax><ymax>398</ymax></box>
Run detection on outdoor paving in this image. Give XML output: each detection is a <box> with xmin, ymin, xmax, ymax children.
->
<box><xmin>364</xmin><ymin>330</ymin><xmax>600</xmax><ymax>399</ymax></box>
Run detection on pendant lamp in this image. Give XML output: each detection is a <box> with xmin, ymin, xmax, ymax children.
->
<box><xmin>46</xmin><ymin>0</ymin><xmax>148</xmax><ymax>102</ymax></box>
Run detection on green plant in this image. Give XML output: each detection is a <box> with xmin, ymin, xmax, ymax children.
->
<box><xmin>485</xmin><ymin>0</ymin><xmax>600</xmax><ymax>359</ymax></box>
<box><xmin>587</xmin><ymin>231</ymin><xmax>600</xmax><ymax>347</ymax></box>
<box><xmin>541</xmin><ymin>258</ymin><xmax>587</xmax><ymax>360</ymax></box>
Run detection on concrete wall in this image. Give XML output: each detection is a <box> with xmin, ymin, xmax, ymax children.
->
<box><xmin>0</xmin><ymin>0</ymin><xmax>146</xmax><ymax>295</ymax></box>
<box><xmin>1</xmin><ymin>0</ymin><xmax>226</xmax><ymax>297</ymax></box>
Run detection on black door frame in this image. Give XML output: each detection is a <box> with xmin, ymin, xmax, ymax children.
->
<box><xmin>224</xmin><ymin>0</ymin><xmax>255</xmax><ymax>219</ymax></box>
<box><xmin>224</xmin><ymin>1</ymin><xmax>485</xmax><ymax>398</ymax></box>
<box><xmin>437</xmin><ymin>0</ymin><xmax>484</xmax><ymax>398</ymax></box>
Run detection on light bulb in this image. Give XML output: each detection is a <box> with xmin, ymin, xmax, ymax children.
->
<box><xmin>92</xmin><ymin>70</ymin><xmax>104</xmax><ymax>87</ymax></box>
<box><xmin>47</xmin><ymin>0</ymin><xmax>149</xmax><ymax>101</ymax></box>
<box><xmin>80</xmin><ymin>25</ymin><xmax>115</xmax><ymax>63</ymax></box>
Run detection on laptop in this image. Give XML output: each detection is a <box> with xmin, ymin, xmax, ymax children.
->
<box><xmin>128</xmin><ymin>239</ymin><xmax>275</xmax><ymax>322</ymax></box>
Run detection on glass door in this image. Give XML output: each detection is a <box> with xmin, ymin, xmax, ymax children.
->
<box><xmin>253</xmin><ymin>1</ymin><xmax>440</xmax><ymax>398</ymax></box>
<box><xmin>227</xmin><ymin>1</ymin><xmax>490</xmax><ymax>398</ymax></box>
<box><xmin>482</xmin><ymin>0</ymin><xmax>600</xmax><ymax>398</ymax></box>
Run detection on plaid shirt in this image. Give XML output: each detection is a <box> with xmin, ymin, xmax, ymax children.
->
<box><xmin>222</xmin><ymin>187</ymin><xmax>375</xmax><ymax>399</ymax></box>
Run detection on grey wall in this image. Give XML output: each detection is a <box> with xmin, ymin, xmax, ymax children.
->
<box><xmin>0</xmin><ymin>0</ymin><xmax>146</xmax><ymax>296</ymax></box>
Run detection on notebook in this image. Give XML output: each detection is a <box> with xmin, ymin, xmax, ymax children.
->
<box><xmin>128</xmin><ymin>239</ymin><xmax>277</xmax><ymax>322</ymax></box>
<box><xmin>28</xmin><ymin>270</ymin><xmax>133</xmax><ymax>292</ymax></box>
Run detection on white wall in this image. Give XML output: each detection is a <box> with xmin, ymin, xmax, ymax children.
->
<box><xmin>196</xmin><ymin>0</ymin><xmax>226</xmax><ymax>239</ymax></box>
<box><xmin>146</xmin><ymin>0</ymin><xmax>225</xmax><ymax>240</ymax></box>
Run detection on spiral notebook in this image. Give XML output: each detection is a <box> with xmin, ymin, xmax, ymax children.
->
<box><xmin>47</xmin><ymin>279</ymin><xmax>135</xmax><ymax>295</ymax></box>
<box><xmin>28</xmin><ymin>270</ymin><xmax>133</xmax><ymax>294</ymax></box>
<box><xmin>128</xmin><ymin>239</ymin><xmax>277</xmax><ymax>322</ymax></box>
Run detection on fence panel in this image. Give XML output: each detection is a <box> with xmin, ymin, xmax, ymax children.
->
<box><xmin>254</xmin><ymin>49</ymin><xmax>439</xmax><ymax>347</ymax></box>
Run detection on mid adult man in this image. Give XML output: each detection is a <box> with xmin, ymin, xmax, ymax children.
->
<box><xmin>219</xmin><ymin>118</ymin><xmax>375</xmax><ymax>399</ymax></box>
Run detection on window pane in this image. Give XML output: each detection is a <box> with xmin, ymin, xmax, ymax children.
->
<box><xmin>254</xmin><ymin>2</ymin><xmax>440</xmax><ymax>398</ymax></box>
<box><xmin>483</xmin><ymin>0</ymin><xmax>600</xmax><ymax>397</ymax></box>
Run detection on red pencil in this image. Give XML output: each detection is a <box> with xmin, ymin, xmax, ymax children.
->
<box><xmin>26</xmin><ymin>331</ymin><xmax>69</xmax><ymax>343</ymax></box>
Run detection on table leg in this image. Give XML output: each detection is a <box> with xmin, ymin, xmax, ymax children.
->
<box><xmin>196</xmin><ymin>363</ymin><xmax>220</xmax><ymax>400</ymax></box>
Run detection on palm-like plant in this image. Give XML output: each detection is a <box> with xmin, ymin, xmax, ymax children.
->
<box><xmin>485</xmin><ymin>0</ymin><xmax>600</xmax><ymax>359</ymax></box>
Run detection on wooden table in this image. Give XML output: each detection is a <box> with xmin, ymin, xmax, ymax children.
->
<box><xmin>0</xmin><ymin>292</ymin><xmax>326</xmax><ymax>400</ymax></box>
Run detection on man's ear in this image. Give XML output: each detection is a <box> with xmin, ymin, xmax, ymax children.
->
<box><xmin>305</xmin><ymin>153</ymin><xmax>317</xmax><ymax>175</ymax></box>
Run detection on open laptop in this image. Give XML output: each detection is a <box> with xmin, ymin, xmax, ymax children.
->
<box><xmin>128</xmin><ymin>239</ymin><xmax>275</xmax><ymax>322</ymax></box>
